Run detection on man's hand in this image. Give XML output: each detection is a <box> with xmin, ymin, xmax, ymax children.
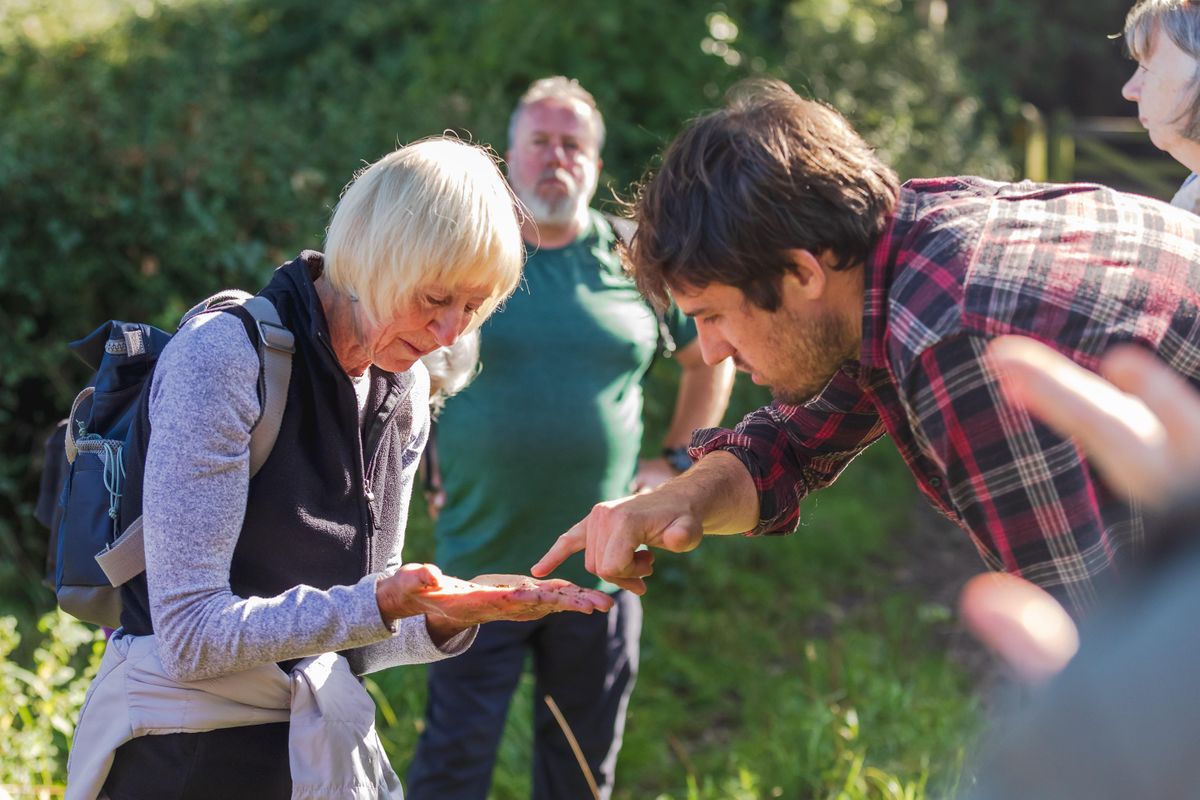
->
<box><xmin>424</xmin><ymin>487</ymin><xmax>446</xmax><ymax>521</ymax></box>
<box><xmin>534</xmin><ymin>451</ymin><xmax>759</xmax><ymax>594</ymax></box>
<box><xmin>629</xmin><ymin>457</ymin><xmax>680</xmax><ymax>493</ymax></box>
<box><xmin>988</xmin><ymin>336</ymin><xmax>1200</xmax><ymax>506</ymax></box>
<box><xmin>532</xmin><ymin>491</ymin><xmax>703</xmax><ymax>594</ymax></box>
<box><xmin>376</xmin><ymin>565</ymin><xmax>614</xmax><ymax>643</ymax></box>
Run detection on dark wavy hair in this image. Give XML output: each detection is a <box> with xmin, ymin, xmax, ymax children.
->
<box><xmin>625</xmin><ymin>80</ymin><xmax>899</xmax><ymax>311</ymax></box>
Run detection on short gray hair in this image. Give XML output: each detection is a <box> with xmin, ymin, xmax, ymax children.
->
<box><xmin>1125</xmin><ymin>0</ymin><xmax>1200</xmax><ymax>140</ymax></box>
<box><xmin>507</xmin><ymin>76</ymin><xmax>606</xmax><ymax>153</ymax></box>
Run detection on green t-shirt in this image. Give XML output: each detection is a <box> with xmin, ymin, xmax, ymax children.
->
<box><xmin>432</xmin><ymin>210</ymin><xmax>696</xmax><ymax>589</ymax></box>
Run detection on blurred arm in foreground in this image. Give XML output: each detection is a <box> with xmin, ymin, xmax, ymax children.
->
<box><xmin>960</xmin><ymin>335</ymin><xmax>1200</xmax><ymax>681</ymax></box>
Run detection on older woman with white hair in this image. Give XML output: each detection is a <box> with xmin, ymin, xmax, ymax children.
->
<box><xmin>1123</xmin><ymin>0</ymin><xmax>1200</xmax><ymax>213</ymax></box>
<box><xmin>66</xmin><ymin>138</ymin><xmax>612</xmax><ymax>799</ymax></box>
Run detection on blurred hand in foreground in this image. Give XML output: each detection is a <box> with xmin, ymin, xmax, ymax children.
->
<box><xmin>961</xmin><ymin>335</ymin><xmax>1200</xmax><ymax>682</ymax></box>
<box><xmin>987</xmin><ymin>335</ymin><xmax>1200</xmax><ymax>507</ymax></box>
<box><xmin>959</xmin><ymin>572</ymin><xmax>1079</xmax><ymax>684</ymax></box>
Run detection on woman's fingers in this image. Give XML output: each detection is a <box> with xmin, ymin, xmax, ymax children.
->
<box><xmin>376</xmin><ymin>563</ymin><xmax>446</xmax><ymax>623</ymax></box>
<box><xmin>396</xmin><ymin>562</ymin><xmax>443</xmax><ymax>588</ymax></box>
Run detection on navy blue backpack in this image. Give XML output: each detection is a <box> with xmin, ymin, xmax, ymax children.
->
<box><xmin>39</xmin><ymin>291</ymin><xmax>293</xmax><ymax>628</ymax></box>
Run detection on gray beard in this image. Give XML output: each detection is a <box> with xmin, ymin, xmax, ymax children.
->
<box><xmin>512</xmin><ymin>169</ymin><xmax>599</xmax><ymax>229</ymax></box>
<box><xmin>518</xmin><ymin>190</ymin><xmax>579</xmax><ymax>227</ymax></box>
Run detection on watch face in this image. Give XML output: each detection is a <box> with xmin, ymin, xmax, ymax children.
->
<box><xmin>663</xmin><ymin>448</ymin><xmax>693</xmax><ymax>472</ymax></box>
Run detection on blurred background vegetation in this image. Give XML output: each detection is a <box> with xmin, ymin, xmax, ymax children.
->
<box><xmin>0</xmin><ymin>0</ymin><xmax>1179</xmax><ymax>796</ymax></box>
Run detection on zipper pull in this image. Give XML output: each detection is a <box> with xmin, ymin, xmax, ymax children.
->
<box><xmin>364</xmin><ymin>479</ymin><xmax>379</xmax><ymax>534</ymax></box>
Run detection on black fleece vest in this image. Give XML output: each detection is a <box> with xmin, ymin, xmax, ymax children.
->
<box><xmin>119</xmin><ymin>252</ymin><xmax>427</xmax><ymax>675</ymax></box>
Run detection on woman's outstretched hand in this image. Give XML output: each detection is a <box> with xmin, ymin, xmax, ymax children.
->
<box><xmin>376</xmin><ymin>565</ymin><xmax>614</xmax><ymax>644</ymax></box>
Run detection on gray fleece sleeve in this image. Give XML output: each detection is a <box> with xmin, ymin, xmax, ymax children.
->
<box><xmin>142</xmin><ymin>310</ymin><xmax>470</xmax><ymax>682</ymax></box>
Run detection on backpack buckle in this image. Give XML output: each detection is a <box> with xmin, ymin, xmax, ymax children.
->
<box><xmin>257</xmin><ymin>320</ymin><xmax>295</xmax><ymax>354</ymax></box>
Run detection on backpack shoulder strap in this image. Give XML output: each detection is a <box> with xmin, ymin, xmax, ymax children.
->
<box><xmin>178</xmin><ymin>292</ymin><xmax>294</xmax><ymax>476</ymax></box>
<box><xmin>94</xmin><ymin>515</ymin><xmax>146</xmax><ymax>589</ymax></box>
<box><xmin>239</xmin><ymin>295</ymin><xmax>294</xmax><ymax>476</ymax></box>
<box><xmin>94</xmin><ymin>293</ymin><xmax>294</xmax><ymax>590</ymax></box>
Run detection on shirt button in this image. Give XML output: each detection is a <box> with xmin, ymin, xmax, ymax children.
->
<box><xmin>929</xmin><ymin>477</ymin><xmax>942</xmax><ymax>488</ymax></box>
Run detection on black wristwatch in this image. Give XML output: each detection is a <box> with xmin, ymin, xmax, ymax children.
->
<box><xmin>662</xmin><ymin>446</ymin><xmax>693</xmax><ymax>473</ymax></box>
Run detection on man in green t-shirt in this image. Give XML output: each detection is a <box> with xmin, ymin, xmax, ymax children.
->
<box><xmin>407</xmin><ymin>77</ymin><xmax>735</xmax><ymax>800</ymax></box>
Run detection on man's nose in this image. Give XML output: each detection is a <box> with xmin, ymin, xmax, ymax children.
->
<box><xmin>545</xmin><ymin>141</ymin><xmax>568</xmax><ymax>166</ymax></box>
<box><xmin>697</xmin><ymin>325</ymin><xmax>734</xmax><ymax>366</ymax></box>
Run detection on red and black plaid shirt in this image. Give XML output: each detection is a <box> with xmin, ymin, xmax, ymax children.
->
<box><xmin>691</xmin><ymin>177</ymin><xmax>1200</xmax><ymax>615</ymax></box>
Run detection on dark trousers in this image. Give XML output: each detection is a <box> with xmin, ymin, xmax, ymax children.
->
<box><xmin>102</xmin><ymin>721</ymin><xmax>291</xmax><ymax>799</ymax></box>
<box><xmin>406</xmin><ymin>590</ymin><xmax>641</xmax><ymax>800</ymax></box>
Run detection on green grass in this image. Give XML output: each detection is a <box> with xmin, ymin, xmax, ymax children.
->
<box><xmin>2</xmin><ymin>369</ymin><xmax>985</xmax><ymax>796</ymax></box>
<box><xmin>369</xmin><ymin>442</ymin><xmax>983</xmax><ymax>800</ymax></box>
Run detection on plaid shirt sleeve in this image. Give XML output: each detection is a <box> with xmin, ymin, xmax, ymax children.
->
<box><xmin>689</xmin><ymin>370</ymin><xmax>888</xmax><ymax>535</ymax></box>
<box><xmin>906</xmin><ymin>334</ymin><xmax>1117</xmax><ymax>613</ymax></box>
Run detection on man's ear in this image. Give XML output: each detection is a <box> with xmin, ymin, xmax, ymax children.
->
<box><xmin>781</xmin><ymin>249</ymin><xmax>830</xmax><ymax>302</ymax></box>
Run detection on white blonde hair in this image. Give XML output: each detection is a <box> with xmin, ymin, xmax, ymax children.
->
<box><xmin>323</xmin><ymin>137</ymin><xmax>525</xmax><ymax>330</ymax></box>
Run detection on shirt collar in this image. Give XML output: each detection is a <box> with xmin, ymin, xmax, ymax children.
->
<box><xmin>857</xmin><ymin>186</ymin><xmax>914</xmax><ymax>370</ymax></box>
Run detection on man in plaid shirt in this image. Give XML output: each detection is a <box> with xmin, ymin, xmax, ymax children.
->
<box><xmin>533</xmin><ymin>79</ymin><xmax>1200</xmax><ymax>617</ymax></box>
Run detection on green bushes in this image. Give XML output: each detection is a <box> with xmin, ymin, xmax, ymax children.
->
<box><xmin>0</xmin><ymin>611</ymin><xmax>104</xmax><ymax>788</ymax></box>
<box><xmin>0</xmin><ymin>2</ymin><xmax>1014</xmax><ymax>619</ymax></box>
<box><xmin>1</xmin><ymin>0</ymin><xmax>1013</xmax><ymax>792</ymax></box>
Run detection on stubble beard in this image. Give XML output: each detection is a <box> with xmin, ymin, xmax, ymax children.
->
<box><xmin>767</xmin><ymin>306</ymin><xmax>859</xmax><ymax>406</ymax></box>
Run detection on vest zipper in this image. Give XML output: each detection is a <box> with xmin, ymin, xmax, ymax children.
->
<box><xmin>360</xmin><ymin>381</ymin><xmax>409</xmax><ymax>574</ymax></box>
<box><xmin>316</xmin><ymin>330</ymin><xmax>378</xmax><ymax>575</ymax></box>
<box><xmin>362</xmin><ymin>475</ymin><xmax>375</xmax><ymax>576</ymax></box>
<box><xmin>316</xmin><ymin>329</ymin><xmax>409</xmax><ymax>577</ymax></box>
<box><xmin>357</xmin><ymin>415</ymin><xmax>380</xmax><ymax>575</ymax></box>
<box><xmin>363</xmin><ymin>477</ymin><xmax>377</xmax><ymax>533</ymax></box>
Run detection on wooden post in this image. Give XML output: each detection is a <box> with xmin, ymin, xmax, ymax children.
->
<box><xmin>1020</xmin><ymin>103</ymin><xmax>1048</xmax><ymax>182</ymax></box>
<box><xmin>916</xmin><ymin>0</ymin><xmax>947</xmax><ymax>34</ymax></box>
<box><xmin>1050</xmin><ymin>110</ymin><xmax>1076</xmax><ymax>182</ymax></box>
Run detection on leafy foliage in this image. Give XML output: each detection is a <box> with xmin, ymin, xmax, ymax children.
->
<box><xmin>951</xmin><ymin>0</ymin><xmax>1137</xmax><ymax>120</ymax></box>
<box><xmin>0</xmin><ymin>611</ymin><xmax>104</xmax><ymax>788</ymax></box>
<box><xmin>369</xmin><ymin>446</ymin><xmax>982</xmax><ymax>799</ymax></box>
<box><xmin>1</xmin><ymin>0</ymin><xmax>1027</xmax><ymax>793</ymax></box>
<box><xmin>0</xmin><ymin>1</ymin><xmax>1015</xmax><ymax>624</ymax></box>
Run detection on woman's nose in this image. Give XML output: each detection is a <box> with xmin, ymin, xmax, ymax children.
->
<box><xmin>430</xmin><ymin>308</ymin><xmax>465</xmax><ymax>347</ymax></box>
<box><xmin>1122</xmin><ymin>69</ymin><xmax>1142</xmax><ymax>102</ymax></box>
